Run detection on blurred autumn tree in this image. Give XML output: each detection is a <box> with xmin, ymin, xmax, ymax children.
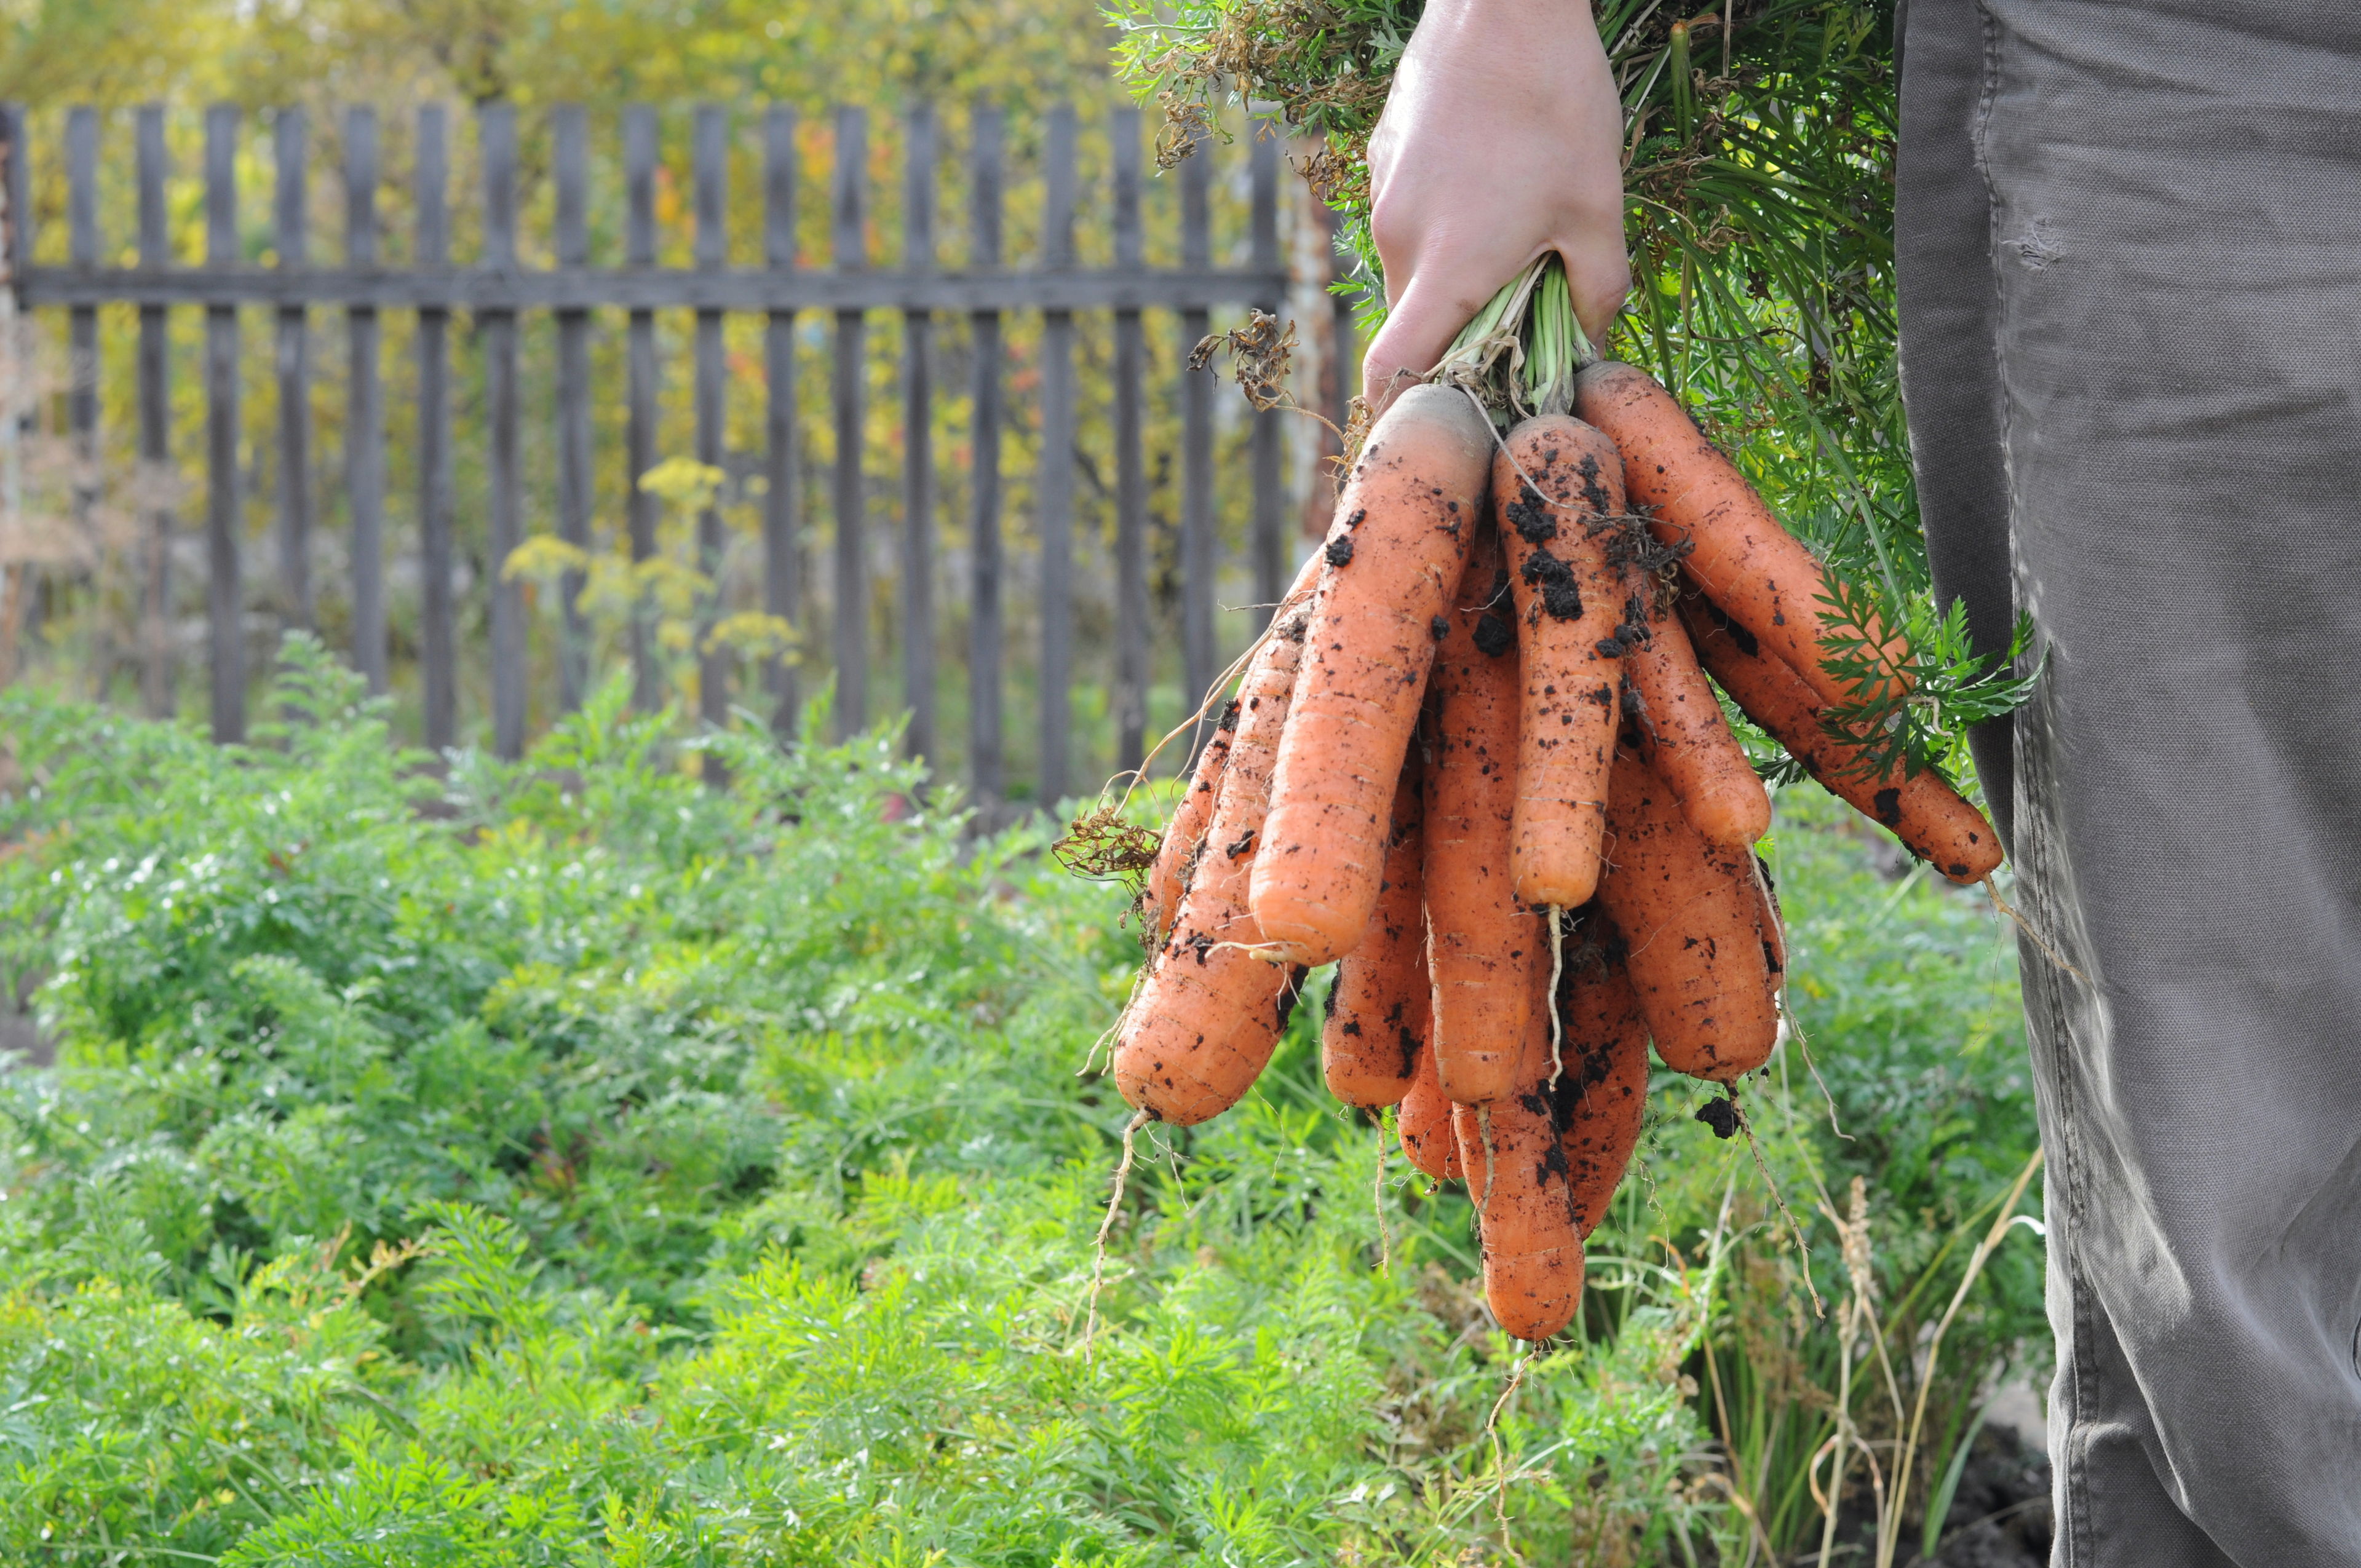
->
<box><xmin>0</xmin><ymin>0</ymin><xmax>1116</xmax><ymax>112</ymax></box>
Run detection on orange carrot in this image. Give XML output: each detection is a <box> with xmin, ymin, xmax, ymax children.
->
<box><xmin>1322</xmin><ymin>747</ymin><xmax>1429</xmax><ymax>1108</ymax></box>
<box><xmin>1574</xmin><ymin>360</ymin><xmax>1907</xmax><ymax>709</ymax></box>
<box><xmin>1681</xmin><ymin>592</ymin><xmax>2004</xmax><ymax>884</ymax></box>
<box><xmin>1422</xmin><ymin>525</ymin><xmax>1543</xmax><ymax>1106</ymax></box>
<box><xmin>1622</xmin><ymin>576</ymin><xmax>1772</xmax><ymax>848</ymax></box>
<box><xmin>1252</xmin><ymin>383</ymin><xmax>1493</xmax><ymax>965</ymax></box>
<box><xmin>1748</xmin><ymin>854</ymin><xmax>1787</xmax><ymax>980</ymax></box>
<box><xmin>1141</xmin><ymin>699</ymin><xmax>1236</xmax><ymax>943</ymax></box>
<box><xmin>1492</xmin><ymin>415</ymin><xmax>1624</xmax><ymax>908</ymax></box>
<box><xmin>1453</xmin><ymin>967</ymin><xmax>1583</xmax><ymax>1341</ymax></box>
<box><xmin>1596</xmin><ymin>747</ymin><xmax>1780</xmax><ymax>1082</ymax></box>
<box><xmin>1551</xmin><ymin>928</ymin><xmax>1650</xmax><ymax>1239</ymax></box>
<box><xmin>1141</xmin><ymin>552</ymin><xmax>1324</xmax><ymax>941</ymax></box>
<box><xmin>1397</xmin><ymin>1035</ymin><xmax>1464</xmax><ymax>1181</ymax></box>
<box><xmin>1113</xmin><ymin>608</ymin><xmax>1312</xmax><ymax>1125</ymax></box>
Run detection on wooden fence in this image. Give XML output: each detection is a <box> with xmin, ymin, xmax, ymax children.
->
<box><xmin>0</xmin><ymin>99</ymin><xmax>1344</xmax><ymax>807</ymax></box>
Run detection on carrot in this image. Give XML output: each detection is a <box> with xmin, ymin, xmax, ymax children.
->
<box><xmin>1141</xmin><ymin>552</ymin><xmax>1325</xmax><ymax>941</ymax></box>
<box><xmin>1596</xmin><ymin>747</ymin><xmax>1780</xmax><ymax>1082</ymax></box>
<box><xmin>1421</xmin><ymin>524</ymin><xmax>1542</xmax><ymax>1106</ymax></box>
<box><xmin>1748</xmin><ymin>854</ymin><xmax>1787</xmax><ymax>980</ymax></box>
<box><xmin>1113</xmin><ymin>608</ymin><xmax>1314</xmax><ymax>1125</ymax></box>
<box><xmin>1140</xmin><ymin>698</ymin><xmax>1236</xmax><ymax>943</ymax></box>
<box><xmin>1251</xmin><ymin>383</ymin><xmax>1493</xmax><ymax>966</ymax></box>
<box><xmin>1550</xmin><ymin>926</ymin><xmax>1650</xmax><ymax>1239</ymax></box>
<box><xmin>1397</xmin><ymin>1035</ymin><xmax>1464</xmax><ymax>1181</ymax></box>
<box><xmin>1491</xmin><ymin>415</ymin><xmax>1624</xmax><ymax>908</ymax></box>
<box><xmin>1680</xmin><ymin>591</ymin><xmax>2003</xmax><ymax>884</ymax></box>
<box><xmin>1574</xmin><ymin>359</ymin><xmax>1908</xmax><ymax>709</ymax></box>
<box><xmin>1622</xmin><ymin>574</ymin><xmax>1772</xmax><ymax>848</ymax></box>
<box><xmin>1453</xmin><ymin>967</ymin><xmax>1583</xmax><ymax>1341</ymax></box>
<box><xmin>1322</xmin><ymin>747</ymin><xmax>1429</xmax><ymax>1108</ymax></box>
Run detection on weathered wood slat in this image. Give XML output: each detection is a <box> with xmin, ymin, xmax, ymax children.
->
<box><xmin>1249</xmin><ymin>124</ymin><xmax>1287</xmax><ymax>625</ymax></box>
<box><xmin>482</xmin><ymin>102</ymin><xmax>525</xmax><ymax>760</ymax></box>
<box><xmin>831</xmin><ymin>105</ymin><xmax>868</xmax><ymax>742</ymax></box>
<box><xmin>762</xmin><ymin>104</ymin><xmax>800</xmax><ymax>739</ymax></box>
<box><xmin>1177</xmin><ymin>130</ymin><xmax>1215</xmax><ymax>748</ymax></box>
<box><xmin>65</xmin><ymin>108</ymin><xmax>96</xmax><ymax>471</ymax></box>
<box><xmin>552</xmin><ymin>104</ymin><xmax>591</xmax><ymax>712</ymax></box>
<box><xmin>967</xmin><ymin>102</ymin><xmax>1005</xmax><ymax>814</ymax></box>
<box><xmin>18</xmin><ymin>266</ymin><xmax>1290</xmax><ymax>312</ymax></box>
<box><xmin>136</xmin><ymin>105</ymin><xmax>175</xmax><ymax>716</ymax></box>
<box><xmin>274</xmin><ymin>107</ymin><xmax>313</xmax><ymax>633</ymax></box>
<box><xmin>204</xmin><ymin>105</ymin><xmax>245</xmax><ymax>743</ymax></box>
<box><xmin>694</xmin><ymin>106</ymin><xmax>730</xmax><ymax>777</ymax></box>
<box><xmin>345</xmin><ymin>107</ymin><xmax>387</xmax><ymax>695</ymax></box>
<box><xmin>416</xmin><ymin>104</ymin><xmax>457</xmax><ymax>751</ymax></box>
<box><xmin>899</xmin><ymin>101</ymin><xmax>936</xmax><ymax>762</ymax></box>
<box><xmin>624</xmin><ymin>103</ymin><xmax>661</xmax><ymax>711</ymax></box>
<box><xmin>1036</xmin><ymin>105</ymin><xmax>1077</xmax><ymax>809</ymax></box>
<box><xmin>1110</xmin><ymin>106</ymin><xmax>1148</xmax><ymax>778</ymax></box>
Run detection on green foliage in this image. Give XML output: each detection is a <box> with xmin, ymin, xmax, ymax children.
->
<box><xmin>0</xmin><ymin>640</ymin><xmax>2042</xmax><ymax>1559</ymax></box>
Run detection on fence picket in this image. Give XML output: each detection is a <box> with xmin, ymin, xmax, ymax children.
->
<box><xmin>136</xmin><ymin>105</ymin><xmax>173</xmax><ymax>716</ymax></box>
<box><xmin>1249</xmin><ymin>124</ymin><xmax>1286</xmax><ymax>624</ymax></box>
<box><xmin>346</xmin><ymin>108</ymin><xmax>386</xmax><ymax>695</ymax></box>
<box><xmin>204</xmin><ymin>105</ymin><xmax>244</xmax><ymax>743</ymax></box>
<box><xmin>65</xmin><ymin>108</ymin><xmax>95</xmax><ymax>478</ymax></box>
<box><xmin>831</xmin><ymin>105</ymin><xmax>868</xmax><ymax>741</ymax></box>
<box><xmin>624</xmin><ymin>103</ymin><xmax>661</xmax><ymax>712</ymax></box>
<box><xmin>694</xmin><ymin>104</ymin><xmax>729</xmax><ymax>757</ymax></box>
<box><xmin>899</xmin><ymin>101</ymin><xmax>936</xmax><ymax>762</ymax></box>
<box><xmin>968</xmin><ymin>102</ymin><xmax>1005</xmax><ymax>815</ymax></box>
<box><xmin>1111</xmin><ymin>106</ymin><xmax>1147</xmax><ymax>778</ymax></box>
<box><xmin>416</xmin><ymin>104</ymin><xmax>456</xmax><ymax>751</ymax></box>
<box><xmin>1178</xmin><ymin>130</ymin><xmax>1215</xmax><ymax>751</ymax></box>
<box><xmin>482</xmin><ymin>103</ymin><xmax>525</xmax><ymax>759</ymax></box>
<box><xmin>761</xmin><ymin>104</ymin><xmax>800</xmax><ymax>739</ymax></box>
<box><xmin>1036</xmin><ymin>105</ymin><xmax>1077</xmax><ymax>808</ymax></box>
<box><xmin>552</xmin><ymin>104</ymin><xmax>591</xmax><ymax>711</ymax></box>
<box><xmin>274</xmin><ymin>108</ymin><xmax>312</xmax><ymax>635</ymax></box>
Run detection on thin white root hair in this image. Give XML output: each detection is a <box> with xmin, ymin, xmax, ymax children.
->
<box><xmin>1475</xmin><ymin>1103</ymin><xmax>1499</xmax><ymax>1218</ymax></box>
<box><xmin>1482</xmin><ymin>1344</ymin><xmax>1536</xmax><ymax>1563</ymax></box>
<box><xmin>1083</xmin><ymin>1108</ymin><xmax>1151</xmax><ymax>1362</ymax></box>
<box><xmin>1730</xmin><ymin>1086</ymin><xmax>1825</xmax><ymax>1319</ymax></box>
<box><xmin>1982</xmin><ymin>874</ymin><xmax>2092</xmax><ymax>987</ymax></box>
<box><xmin>1372</xmin><ymin>1113</ymin><xmax>1393</xmax><ymax>1275</ymax></box>
<box><xmin>1546</xmin><ymin>906</ymin><xmax>1567</xmax><ymax>1090</ymax></box>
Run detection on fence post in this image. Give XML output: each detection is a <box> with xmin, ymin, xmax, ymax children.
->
<box><xmin>1178</xmin><ymin>127</ymin><xmax>1215</xmax><ymax>756</ymax></box>
<box><xmin>204</xmin><ymin>105</ymin><xmax>245</xmax><ymax>743</ymax></box>
<box><xmin>1249</xmin><ymin>123</ymin><xmax>1286</xmax><ymax>627</ymax></box>
<box><xmin>830</xmin><ymin>105</ymin><xmax>869</xmax><ymax>742</ymax></box>
<box><xmin>416</xmin><ymin>104</ymin><xmax>456</xmax><ymax>751</ymax></box>
<box><xmin>0</xmin><ymin>104</ymin><xmax>22</xmax><ymax>689</ymax></box>
<box><xmin>552</xmin><ymin>105</ymin><xmax>592</xmax><ymax>712</ymax></box>
<box><xmin>761</xmin><ymin>105</ymin><xmax>801</xmax><ymax>741</ymax></box>
<box><xmin>1110</xmin><ymin>106</ymin><xmax>1148</xmax><ymax>778</ymax></box>
<box><xmin>624</xmin><ymin>103</ymin><xmax>661</xmax><ymax>714</ymax></box>
<box><xmin>274</xmin><ymin>106</ymin><xmax>313</xmax><ymax>635</ymax></box>
<box><xmin>899</xmin><ymin>100</ymin><xmax>936</xmax><ymax>764</ymax></box>
<box><xmin>692</xmin><ymin>103</ymin><xmax>729</xmax><ymax>776</ymax></box>
<box><xmin>967</xmin><ymin>101</ymin><xmax>1005</xmax><ymax>818</ymax></box>
<box><xmin>66</xmin><ymin>106</ymin><xmax>98</xmax><ymax>546</ymax></box>
<box><xmin>346</xmin><ymin>108</ymin><xmax>387</xmax><ymax>695</ymax></box>
<box><xmin>1036</xmin><ymin>105</ymin><xmax>1077</xmax><ymax>808</ymax></box>
<box><xmin>136</xmin><ymin>105</ymin><xmax>175</xmax><ymax>716</ymax></box>
<box><xmin>482</xmin><ymin>101</ymin><xmax>526</xmax><ymax>760</ymax></box>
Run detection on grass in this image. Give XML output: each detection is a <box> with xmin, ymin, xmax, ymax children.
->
<box><xmin>0</xmin><ymin>636</ymin><xmax>2043</xmax><ymax>1564</ymax></box>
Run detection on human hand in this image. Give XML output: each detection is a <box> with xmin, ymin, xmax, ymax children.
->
<box><xmin>1360</xmin><ymin>0</ymin><xmax>1630</xmax><ymax>411</ymax></box>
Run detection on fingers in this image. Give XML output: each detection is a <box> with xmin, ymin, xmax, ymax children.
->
<box><xmin>1561</xmin><ymin>244</ymin><xmax>1632</xmax><ymax>358</ymax></box>
<box><xmin>1360</xmin><ymin>269</ymin><xmax>1493</xmax><ymax>413</ymax></box>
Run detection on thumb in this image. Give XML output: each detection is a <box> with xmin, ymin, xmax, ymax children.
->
<box><xmin>1359</xmin><ymin>271</ymin><xmax>1486</xmax><ymax>416</ymax></box>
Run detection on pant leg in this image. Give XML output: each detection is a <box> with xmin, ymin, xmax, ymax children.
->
<box><xmin>1897</xmin><ymin>2</ymin><xmax>2361</xmax><ymax>1564</ymax></box>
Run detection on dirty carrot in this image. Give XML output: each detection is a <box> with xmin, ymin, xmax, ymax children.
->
<box><xmin>1622</xmin><ymin>574</ymin><xmax>1771</xmax><ymax>848</ymax></box>
<box><xmin>1550</xmin><ymin>924</ymin><xmax>1651</xmax><ymax>1238</ymax></box>
<box><xmin>1113</xmin><ymin>608</ymin><xmax>1313</xmax><ymax>1125</ymax></box>
<box><xmin>1453</xmin><ymin>971</ymin><xmax>1584</xmax><ymax>1341</ymax></box>
<box><xmin>1397</xmin><ymin>1034</ymin><xmax>1464</xmax><ymax>1181</ymax></box>
<box><xmin>1680</xmin><ymin>590</ymin><xmax>2003</xmax><ymax>884</ymax></box>
<box><xmin>1574</xmin><ymin>359</ymin><xmax>1908</xmax><ymax>709</ymax></box>
<box><xmin>1323</xmin><ymin>747</ymin><xmax>1429</xmax><ymax>1108</ymax></box>
<box><xmin>1595</xmin><ymin>747</ymin><xmax>1780</xmax><ymax>1082</ymax></box>
<box><xmin>1493</xmin><ymin>414</ymin><xmax>1625</xmax><ymax>908</ymax></box>
<box><xmin>1748</xmin><ymin>853</ymin><xmax>1787</xmax><ymax>980</ymax></box>
<box><xmin>1422</xmin><ymin>524</ymin><xmax>1542</xmax><ymax>1106</ymax></box>
<box><xmin>1252</xmin><ymin>382</ymin><xmax>1492</xmax><ymax>967</ymax></box>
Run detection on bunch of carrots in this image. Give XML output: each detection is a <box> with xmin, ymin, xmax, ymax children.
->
<box><xmin>1106</xmin><ymin>261</ymin><xmax>2001</xmax><ymax>1344</ymax></box>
